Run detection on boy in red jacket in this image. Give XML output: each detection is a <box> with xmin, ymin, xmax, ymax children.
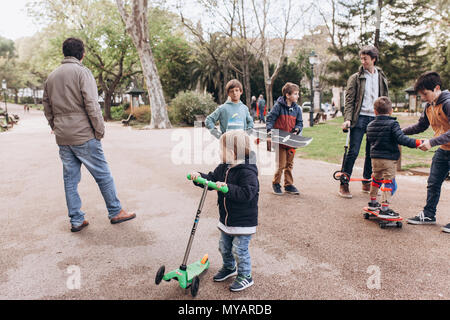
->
<box><xmin>266</xmin><ymin>82</ymin><xmax>303</xmax><ymax>195</ymax></box>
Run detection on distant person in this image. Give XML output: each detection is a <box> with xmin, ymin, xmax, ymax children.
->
<box><xmin>257</xmin><ymin>94</ymin><xmax>266</xmax><ymax>123</ymax></box>
<box><xmin>266</xmin><ymin>82</ymin><xmax>303</xmax><ymax>196</ymax></box>
<box><xmin>250</xmin><ymin>96</ymin><xmax>257</xmax><ymax>121</ymax></box>
<box><xmin>402</xmin><ymin>71</ymin><xmax>450</xmax><ymax>233</ymax></box>
<box><xmin>205</xmin><ymin>79</ymin><xmax>253</xmax><ymax>138</ymax></box>
<box><xmin>366</xmin><ymin>96</ymin><xmax>421</xmax><ymax>217</ymax></box>
<box><xmin>339</xmin><ymin>45</ymin><xmax>389</xmax><ymax>199</ymax></box>
<box><xmin>43</xmin><ymin>37</ymin><xmax>135</xmax><ymax>232</ymax></box>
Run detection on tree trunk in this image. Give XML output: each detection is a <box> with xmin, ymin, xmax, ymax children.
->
<box><xmin>242</xmin><ymin>51</ymin><xmax>252</xmax><ymax>107</ymax></box>
<box><xmin>375</xmin><ymin>0</ymin><xmax>382</xmax><ymax>48</ymax></box>
<box><xmin>116</xmin><ymin>0</ymin><xmax>171</xmax><ymax>129</ymax></box>
<box><xmin>104</xmin><ymin>92</ymin><xmax>113</xmax><ymax>121</ymax></box>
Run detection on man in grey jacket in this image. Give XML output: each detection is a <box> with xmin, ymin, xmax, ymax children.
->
<box><xmin>339</xmin><ymin>45</ymin><xmax>389</xmax><ymax>199</ymax></box>
<box><xmin>43</xmin><ymin>38</ymin><xmax>135</xmax><ymax>232</ymax></box>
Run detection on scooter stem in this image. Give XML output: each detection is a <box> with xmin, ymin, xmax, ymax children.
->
<box><xmin>180</xmin><ymin>186</ymin><xmax>209</xmax><ymax>270</ymax></box>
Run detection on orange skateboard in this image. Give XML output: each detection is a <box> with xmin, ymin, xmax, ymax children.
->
<box><xmin>363</xmin><ymin>207</ymin><xmax>403</xmax><ymax>229</ymax></box>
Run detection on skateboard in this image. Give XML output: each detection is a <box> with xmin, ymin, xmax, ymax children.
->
<box><xmin>362</xmin><ymin>207</ymin><xmax>403</xmax><ymax>229</ymax></box>
<box><xmin>249</xmin><ymin>127</ymin><xmax>313</xmax><ymax>149</ymax></box>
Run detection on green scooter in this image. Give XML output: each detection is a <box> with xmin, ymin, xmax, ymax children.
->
<box><xmin>155</xmin><ymin>174</ymin><xmax>229</xmax><ymax>297</ymax></box>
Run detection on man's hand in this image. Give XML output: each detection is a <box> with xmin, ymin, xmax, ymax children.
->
<box><xmin>418</xmin><ymin>139</ymin><xmax>432</xmax><ymax>151</ymax></box>
<box><xmin>342</xmin><ymin>120</ymin><xmax>351</xmax><ymax>130</ymax></box>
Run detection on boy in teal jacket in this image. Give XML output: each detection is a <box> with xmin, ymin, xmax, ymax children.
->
<box><xmin>206</xmin><ymin>79</ymin><xmax>254</xmax><ymax>138</ymax></box>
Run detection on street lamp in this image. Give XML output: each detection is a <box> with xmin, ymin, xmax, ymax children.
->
<box><xmin>308</xmin><ymin>50</ymin><xmax>318</xmax><ymax>127</ymax></box>
<box><xmin>1</xmin><ymin>79</ymin><xmax>8</xmax><ymax>124</ymax></box>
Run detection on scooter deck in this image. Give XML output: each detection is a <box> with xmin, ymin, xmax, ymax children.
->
<box><xmin>162</xmin><ymin>257</ymin><xmax>210</xmax><ymax>289</ymax></box>
<box><xmin>363</xmin><ymin>207</ymin><xmax>403</xmax><ymax>229</ymax></box>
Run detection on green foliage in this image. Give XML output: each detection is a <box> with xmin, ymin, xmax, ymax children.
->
<box><xmin>0</xmin><ymin>36</ymin><xmax>15</xmax><ymax>59</ymax></box>
<box><xmin>325</xmin><ymin>0</ymin><xmax>432</xmax><ymax>93</ymax></box>
<box><xmin>171</xmin><ymin>91</ymin><xmax>217</xmax><ymax>125</ymax></box>
<box><xmin>110</xmin><ymin>105</ymin><xmax>127</xmax><ymax>121</ymax></box>
<box><xmin>147</xmin><ymin>8</ymin><xmax>195</xmax><ymax>101</ymax></box>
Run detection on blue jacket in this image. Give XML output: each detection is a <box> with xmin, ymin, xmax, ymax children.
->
<box><xmin>367</xmin><ymin>115</ymin><xmax>419</xmax><ymax>160</ymax></box>
<box><xmin>266</xmin><ymin>96</ymin><xmax>303</xmax><ymax>134</ymax></box>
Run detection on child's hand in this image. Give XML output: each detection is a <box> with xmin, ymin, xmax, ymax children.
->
<box><xmin>418</xmin><ymin>139</ymin><xmax>431</xmax><ymax>151</ymax></box>
<box><xmin>190</xmin><ymin>172</ymin><xmax>201</xmax><ymax>181</ymax></box>
<box><xmin>215</xmin><ymin>181</ymin><xmax>227</xmax><ymax>189</ymax></box>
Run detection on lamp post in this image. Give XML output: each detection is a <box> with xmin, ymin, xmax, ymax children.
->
<box><xmin>2</xmin><ymin>79</ymin><xmax>7</xmax><ymax>124</ymax></box>
<box><xmin>308</xmin><ymin>51</ymin><xmax>318</xmax><ymax>127</ymax></box>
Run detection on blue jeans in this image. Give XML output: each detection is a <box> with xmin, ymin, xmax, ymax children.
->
<box><xmin>423</xmin><ymin>148</ymin><xmax>450</xmax><ymax>218</ymax></box>
<box><xmin>219</xmin><ymin>231</ymin><xmax>252</xmax><ymax>277</ymax></box>
<box><xmin>342</xmin><ymin>115</ymin><xmax>375</xmax><ymax>184</ymax></box>
<box><xmin>58</xmin><ymin>139</ymin><xmax>122</xmax><ymax>226</ymax></box>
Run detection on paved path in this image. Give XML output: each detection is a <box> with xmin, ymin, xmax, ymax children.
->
<box><xmin>0</xmin><ymin>104</ymin><xmax>449</xmax><ymax>300</ymax></box>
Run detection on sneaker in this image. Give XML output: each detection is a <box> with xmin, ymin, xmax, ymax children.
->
<box><xmin>213</xmin><ymin>267</ymin><xmax>237</xmax><ymax>282</ymax></box>
<box><xmin>230</xmin><ymin>275</ymin><xmax>254</xmax><ymax>292</ymax></box>
<box><xmin>362</xmin><ymin>183</ymin><xmax>371</xmax><ymax>193</ymax></box>
<box><xmin>407</xmin><ymin>211</ymin><xmax>436</xmax><ymax>225</ymax></box>
<box><xmin>377</xmin><ymin>208</ymin><xmax>400</xmax><ymax>219</ymax></box>
<box><xmin>442</xmin><ymin>223</ymin><xmax>450</xmax><ymax>233</ymax></box>
<box><xmin>272</xmin><ymin>183</ymin><xmax>283</xmax><ymax>195</ymax></box>
<box><xmin>368</xmin><ymin>201</ymin><xmax>381</xmax><ymax>211</ymax></box>
<box><xmin>284</xmin><ymin>185</ymin><xmax>300</xmax><ymax>195</ymax></box>
<box><xmin>338</xmin><ymin>184</ymin><xmax>352</xmax><ymax>198</ymax></box>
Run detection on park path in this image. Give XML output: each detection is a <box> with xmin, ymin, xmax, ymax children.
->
<box><xmin>0</xmin><ymin>103</ymin><xmax>449</xmax><ymax>300</ymax></box>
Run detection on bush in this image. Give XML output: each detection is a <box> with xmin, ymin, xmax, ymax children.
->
<box><xmin>111</xmin><ymin>105</ymin><xmax>127</xmax><ymax>121</ymax></box>
<box><xmin>19</xmin><ymin>97</ymin><xmax>34</xmax><ymax>104</ymax></box>
<box><xmin>132</xmin><ymin>105</ymin><xmax>151</xmax><ymax>123</ymax></box>
<box><xmin>171</xmin><ymin>91</ymin><xmax>217</xmax><ymax>125</ymax></box>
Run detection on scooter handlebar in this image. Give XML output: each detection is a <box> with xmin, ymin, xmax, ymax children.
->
<box><xmin>187</xmin><ymin>174</ymin><xmax>229</xmax><ymax>193</ymax></box>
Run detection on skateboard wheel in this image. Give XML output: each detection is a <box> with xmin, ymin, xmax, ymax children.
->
<box><xmin>155</xmin><ymin>265</ymin><xmax>165</xmax><ymax>285</ymax></box>
<box><xmin>191</xmin><ymin>276</ymin><xmax>200</xmax><ymax>297</ymax></box>
<box><xmin>364</xmin><ymin>213</ymin><xmax>370</xmax><ymax>219</ymax></box>
<box><xmin>397</xmin><ymin>222</ymin><xmax>402</xmax><ymax>228</ymax></box>
<box><xmin>379</xmin><ymin>223</ymin><xmax>387</xmax><ymax>229</ymax></box>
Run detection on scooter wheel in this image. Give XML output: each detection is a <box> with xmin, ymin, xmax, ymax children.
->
<box><xmin>155</xmin><ymin>265</ymin><xmax>165</xmax><ymax>285</ymax></box>
<box><xmin>191</xmin><ymin>276</ymin><xmax>200</xmax><ymax>297</ymax></box>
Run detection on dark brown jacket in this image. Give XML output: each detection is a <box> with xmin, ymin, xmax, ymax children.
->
<box><xmin>344</xmin><ymin>66</ymin><xmax>389</xmax><ymax>128</ymax></box>
<box><xmin>43</xmin><ymin>57</ymin><xmax>105</xmax><ymax>146</ymax></box>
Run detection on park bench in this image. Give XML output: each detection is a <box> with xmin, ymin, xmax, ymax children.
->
<box><xmin>121</xmin><ymin>113</ymin><xmax>135</xmax><ymax>126</ymax></box>
<box><xmin>313</xmin><ymin>112</ymin><xmax>322</xmax><ymax>125</ymax></box>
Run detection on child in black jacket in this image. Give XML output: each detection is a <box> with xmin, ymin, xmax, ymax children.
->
<box><xmin>190</xmin><ymin>130</ymin><xmax>259</xmax><ymax>292</ymax></box>
<box><xmin>366</xmin><ymin>97</ymin><xmax>421</xmax><ymax>218</ymax></box>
